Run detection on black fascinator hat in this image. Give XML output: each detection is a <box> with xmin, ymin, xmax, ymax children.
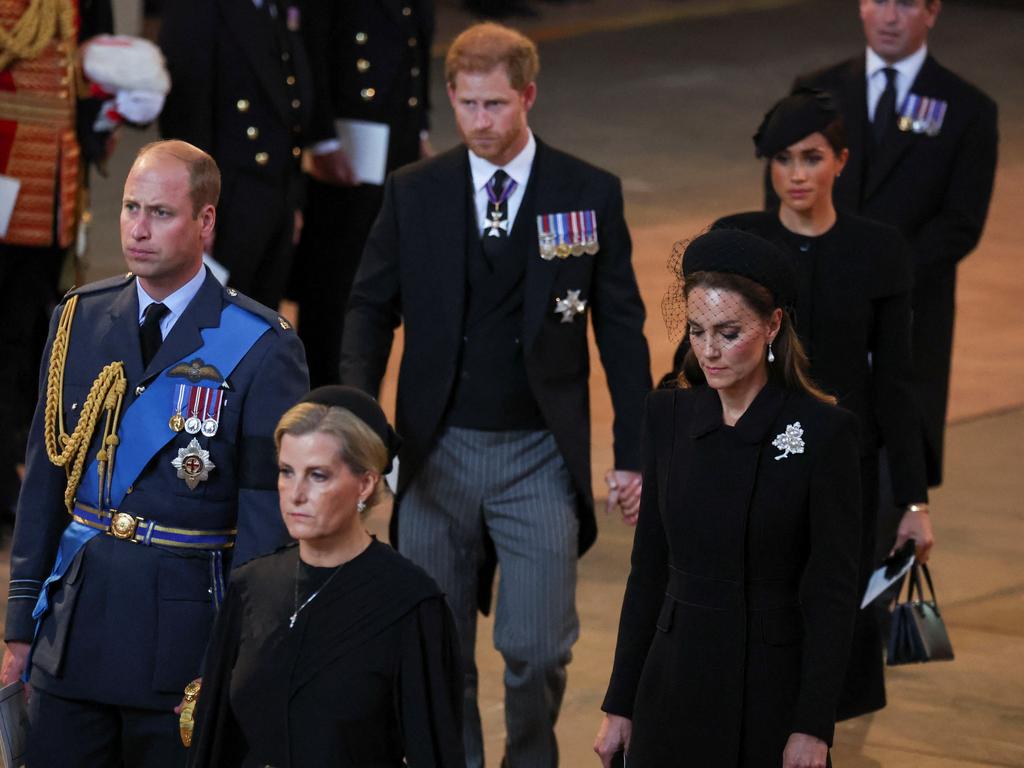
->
<box><xmin>299</xmin><ymin>386</ymin><xmax>402</xmax><ymax>473</ymax></box>
<box><xmin>753</xmin><ymin>87</ymin><xmax>841</xmax><ymax>158</ymax></box>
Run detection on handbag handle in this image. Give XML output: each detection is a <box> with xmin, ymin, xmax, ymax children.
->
<box><xmin>902</xmin><ymin>562</ymin><xmax>942</xmax><ymax>613</ymax></box>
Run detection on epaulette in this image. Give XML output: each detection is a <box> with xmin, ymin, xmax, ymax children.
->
<box><xmin>222</xmin><ymin>285</ymin><xmax>296</xmax><ymax>334</ymax></box>
<box><xmin>63</xmin><ymin>271</ymin><xmax>136</xmax><ymax>300</ymax></box>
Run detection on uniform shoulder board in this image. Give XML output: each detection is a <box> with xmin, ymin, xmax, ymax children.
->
<box><xmin>64</xmin><ymin>271</ymin><xmax>136</xmax><ymax>299</ymax></box>
<box><xmin>222</xmin><ymin>286</ymin><xmax>295</xmax><ymax>333</ymax></box>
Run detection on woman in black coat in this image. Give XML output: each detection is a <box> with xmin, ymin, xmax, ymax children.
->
<box><xmin>712</xmin><ymin>89</ymin><xmax>934</xmax><ymax>718</ymax></box>
<box><xmin>185</xmin><ymin>386</ymin><xmax>465</xmax><ymax>767</ymax></box>
<box><xmin>594</xmin><ymin>229</ymin><xmax>862</xmax><ymax>768</ymax></box>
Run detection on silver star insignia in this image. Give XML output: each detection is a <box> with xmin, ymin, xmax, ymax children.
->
<box><xmin>172</xmin><ymin>437</ymin><xmax>216</xmax><ymax>490</ymax></box>
<box><xmin>554</xmin><ymin>289</ymin><xmax>587</xmax><ymax>324</ymax></box>
<box><xmin>772</xmin><ymin>422</ymin><xmax>805</xmax><ymax>460</ymax></box>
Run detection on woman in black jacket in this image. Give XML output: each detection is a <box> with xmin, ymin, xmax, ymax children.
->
<box><xmin>595</xmin><ymin>229</ymin><xmax>862</xmax><ymax>768</ymax></box>
<box><xmin>713</xmin><ymin>88</ymin><xmax>934</xmax><ymax>719</ymax></box>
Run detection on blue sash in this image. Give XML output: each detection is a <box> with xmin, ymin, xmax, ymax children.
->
<box><xmin>29</xmin><ymin>304</ymin><xmax>270</xmax><ymax>656</ymax></box>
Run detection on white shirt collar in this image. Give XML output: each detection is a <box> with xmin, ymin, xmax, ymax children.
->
<box><xmin>468</xmin><ymin>130</ymin><xmax>537</xmax><ymax>193</ymax></box>
<box><xmin>136</xmin><ymin>265</ymin><xmax>207</xmax><ymax>336</ymax></box>
<box><xmin>865</xmin><ymin>44</ymin><xmax>928</xmax><ymax>87</ymax></box>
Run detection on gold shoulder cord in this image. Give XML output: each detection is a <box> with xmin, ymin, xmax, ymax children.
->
<box><xmin>0</xmin><ymin>0</ymin><xmax>76</xmax><ymax>71</ymax></box>
<box><xmin>43</xmin><ymin>296</ymin><xmax>128</xmax><ymax>512</ymax></box>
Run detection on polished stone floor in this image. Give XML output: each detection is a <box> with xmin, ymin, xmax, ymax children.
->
<box><xmin>4</xmin><ymin>0</ymin><xmax>1023</xmax><ymax>764</ymax></box>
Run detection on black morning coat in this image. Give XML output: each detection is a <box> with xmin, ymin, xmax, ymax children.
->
<box><xmin>603</xmin><ymin>385</ymin><xmax>862</xmax><ymax>766</ymax></box>
<box><xmin>340</xmin><ymin>139</ymin><xmax>652</xmax><ymax>569</ymax></box>
<box><xmin>187</xmin><ymin>539</ymin><xmax>465</xmax><ymax>768</ymax></box>
<box><xmin>713</xmin><ymin>210</ymin><xmax>929</xmax><ymax>718</ymax></box>
<box><xmin>791</xmin><ymin>54</ymin><xmax>998</xmax><ymax>485</ymax></box>
<box><xmin>5</xmin><ymin>270</ymin><xmax>307</xmax><ymax>711</ymax></box>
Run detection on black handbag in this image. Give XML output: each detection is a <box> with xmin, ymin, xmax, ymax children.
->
<box><xmin>887</xmin><ymin>562</ymin><xmax>954</xmax><ymax>665</ymax></box>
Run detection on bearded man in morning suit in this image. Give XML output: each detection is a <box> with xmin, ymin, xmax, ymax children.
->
<box><xmin>340</xmin><ymin>23</ymin><xmax>651</xmax><ymax>768</ymax></box>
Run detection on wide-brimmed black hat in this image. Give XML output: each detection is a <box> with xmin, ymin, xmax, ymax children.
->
<box><xmin>299</xmin><ymin>386</ymin><xmax>401</xmax><ymax>473</ymax></box>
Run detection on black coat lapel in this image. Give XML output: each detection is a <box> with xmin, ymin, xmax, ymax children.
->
<box><xmin>98</xmin><ymin>281</ymin><xmax>145</xmax><ymax>385</ymax></box>
<box><xmin>219</xmin><ymin>0</ymin><xmax>291</xmax><ymax>124</ymax></box>
<box><xmin>523</xmin><ymin>140</ymin><xmax>572</xmax><ymax>348</ymax></box>
<box><xmin>426</xmin><ymin>149</ymin><xmax>469</xmax><ymax>341</ymax></box>
<box><xmin>837</xmin><ymin>57</ymin><xmax>869</xmax><ymax>207</ymax></box>
<box><xmin>141</xmin><ymin>270</ymin><xmax>224</xmax><ymax>383</ymax></box>
<box><xmin>864</xmin><ymin>56</ymin><xmax>942</xmax><ymax>201</ymax></box>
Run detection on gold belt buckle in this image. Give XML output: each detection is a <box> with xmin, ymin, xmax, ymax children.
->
<box><xmin>110</xmin><ymin>512</ymin><xmax>139</xmax><ymax>540</ymax></box>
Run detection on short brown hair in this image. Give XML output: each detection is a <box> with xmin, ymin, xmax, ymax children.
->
<box><xmin>274</xmin><ymin>402</ymin><xmax>390</xmax><ymax>515</ymax></box>
<box><xmin>135</xmin><ymin>140</ymin><xmax>220</xmax><ymax>217</ymax></box>
<box><xmin>445</xmin><ymin>22</ymin><xmax>539</xmax><ymax>91</ymax></box>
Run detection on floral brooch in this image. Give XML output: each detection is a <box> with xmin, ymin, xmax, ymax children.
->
<box><xmin>772</xmin><ymin>422</ymin><xmax>805</xmax><ymax>460</ymax></box>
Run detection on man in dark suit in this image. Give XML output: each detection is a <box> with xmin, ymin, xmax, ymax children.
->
<box><xmin>793</xmin><ymin>0</ymin><xmax>998</xmax><ymax>493</ymax></box>
<box><xmin>341</xmin><ymin>23</ymin><xmax>651</xmax><ymax>767</ymax></box>
<box><xmin>158</xmin><ymin>0</ymin><xmax>339</xmax><ymax>309</ymax></box>
<box><xmin>0</xmin><ymin>141</ymin><xmax>307</xmax><ymax>767</ymax></box>
<box><xmin>289</xmin><ymin>0</ymin><xmax>434</xmax><ymax>387</ymax></box>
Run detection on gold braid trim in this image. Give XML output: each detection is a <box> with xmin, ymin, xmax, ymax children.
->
<box><xmin>43</xmin><ymin>296</ymin><xmax>128</xmax><ymax>513</ymax></box>
<box><xmin>0</xmin><ymin>0</ymin><xmax>76</xmax><ymax>71</ymax></box>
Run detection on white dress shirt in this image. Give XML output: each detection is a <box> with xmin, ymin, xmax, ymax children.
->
<box><xmin>865</xmin><ymin>44</ymin><xmax>928</xmax><ymax>121</ymax></box>
<box><xmin>136</xmin><ymin>265</ymin><xmax>207</xmax><ymax>340</ymax></box>
<box><xmin>468</xmin><ymin>130</ymin><xmax>537</xmax><ymax>236</ymax></box>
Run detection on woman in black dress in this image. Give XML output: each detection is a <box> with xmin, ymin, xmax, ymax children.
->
<box><xmin>713</xmin><ymin>88</ymin><xmax>934</xmax><ymax>718</ymax></box>
<box><xmin>186</xmin><ymin>386</ymin><xmax>464</xmax><ymax>767</ymax></box>
<box><xmin>595</xmin><ymin>229</ymin><xmax>862</xmax><ymax>767</ymax></box>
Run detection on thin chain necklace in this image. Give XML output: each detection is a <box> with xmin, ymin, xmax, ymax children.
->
<box><xmin>289</xmin><ymin>556</ymin><xmax>344</xmax><ymax>630</ymax></box>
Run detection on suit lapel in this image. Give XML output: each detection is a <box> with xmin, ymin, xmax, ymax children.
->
<box><xmin>426</xmin><ymin>149</ymin><xmax>468</xmax><ymax>340</ymax></box>
<box><xmin>141</xmin><ymin>271</ymin><xmax>224</xmax><ymax>383</ymax></box>
<box><xmin>864</xmin><ymin>56</ymin><xmax>942</xmax><ymax>201</ymax></box>
<box><xmin>839</xmin><ymin>57</ymin><xmax>869</xmax><ymax>205</ymax></box>
<box><xmin>98</xmin><ymin>281</ymin><xmax>145</xmax><ymax>386</ymax></box>
<box><xmin>523</xmin><ymin>141</ymin><xmax>571</xmax><ymax>348</ymax></box>
<box><xmin>219</xmin><ymin>0</ymin><xmax>291</xmax><ymax>124</ymax></box>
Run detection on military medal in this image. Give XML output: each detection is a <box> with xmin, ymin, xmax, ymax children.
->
<box><xmin>172</xmin><ymin>438</ymin><xmax>215</xmax><ymax>490</ymax></box>
<box><xmin>184</xmin><ymin>386</ymin><xmax>203</xmax><ymax>434</ymax></box>
<box><xmin>536</xmin><ymin>210</ymin><xmax>599</xmax><ymax>261</ymax></box>
<box><xmin>554</xmin><ymin>289</ymin><xmax>587</xmax><ymax>324</ymax></box>
<box><xmin>169</xmin><ymin>384</ymin><xmax>188</xmax><ymax>432</ymax></box>
<box><xmin>897</xmin><ymin>94</ymin><xmax>948</xmax><ymax>137</ymax></box>
<box><xmin>484</xmin><ymin>173</ymin><xmax>518</xmax><ymax>237</ymax></box>
<box><xmin>201</xmin><ymin>389</ymin><xmax>225</xmax><ymax>437</ymax></box>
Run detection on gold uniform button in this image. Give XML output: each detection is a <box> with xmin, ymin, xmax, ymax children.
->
<box><xmin>126</xmin><ymin>485</ymin><xmax>134</xmax><ymax>494</ymax></box>
<box><xmin>292</xmin><ymin>146</ymin><xmax>301</xmax><ymax>158</ymax></box>
<box><xmin>356</xmin><ymin>58</ymin><xmax>370</xmax><ymax>73</ymax></box>
<box><xmin>286</xmin><ymin>75</ymin><xmax>296</xmax><ymax>86</ymax></box>
<box><xmin>360</xmin><ymin>88</ymin><xmax>376</xmax><ymax>101</ymax></box>
<box><xmin>355</xmin><ymin>32</ymin><xmax>368</xmax><ymax>44</ymax></box>
<box><xmin>408</xmin><ymin>96</ymin><xmax>419</xmax><ymax>108</ymax></box>
<box><xmin>236</xmin><ymin>99</ymin><xmax>250</xmax><ymax>112</ymax></box>
<box><xmin>408</xmin><ymin>37</ymin><xmax>417</xmax><ymax>47</ymax></box>
<box><xmin>246</xmin><ymin>126</ymin><xmax>259</xmax><ymax>140</ymax></box>
<box><xmin>402</xmin><ymin>6</ymin><xmax>412</xmax><ymax>15</ymax></box>
<box><xmin>411</xmin><ymin>66</ymin><xmax>421</xmax><ymax>77</ymax></box>
<box><xmin>255</xmin><ymin>152</ymin><xmax>269</xmax><ymax>166</ymax></box>
<box><xmin>291</xmin><ymin>98</ymin><xmax>301</xmax><ymax>109</ymax></box>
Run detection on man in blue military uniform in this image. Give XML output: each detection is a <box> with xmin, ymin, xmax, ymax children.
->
<box><xmin>0</xmin><ymin>139</ymin><xmax>308</xmax><ymax>767</ymax></box>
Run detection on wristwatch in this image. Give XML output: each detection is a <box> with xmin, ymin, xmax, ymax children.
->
<box><xmin>179</xmin><ymin>678</ymin><xmax>202</xmax><ymax>748</ymax></box>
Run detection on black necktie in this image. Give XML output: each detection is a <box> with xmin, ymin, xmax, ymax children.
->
<box><xmin>873</xmin><ymin>67</ymin><xmax>898</xmax><ymax>145</ymax></box>
<box><xmin>140</xmin><ymin>302</ymin><xmax>169</xmax><ymax>368</ymax></box>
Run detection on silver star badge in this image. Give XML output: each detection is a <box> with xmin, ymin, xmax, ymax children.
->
<box><xmin>554</xmin><ymin>289</ymin><xmax>587</xmax><ymax>323</ymax></box>
<box><xmin>172</xmin><ymin>437</ymin><xmax>216</xmax><ymax>490</ymax></box>
<box><xmin>772</xmin><ymin>422</ymin><xmax>805</xmax><ymax>460</ymax></box>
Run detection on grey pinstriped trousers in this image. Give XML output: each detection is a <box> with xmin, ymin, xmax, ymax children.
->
<box><xmin>399</xmin><ymin>427</ymin><xmax>580</xmax><ymax>768</ymax></box>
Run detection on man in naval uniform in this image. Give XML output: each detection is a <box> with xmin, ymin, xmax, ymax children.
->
<box><xmin>0</xmin><ymin>140</ymin><xmax>307</xmax><ymax>767</ymax></box>
<box><xmin>341</xmin><ymin>23</ymin><xmax>651</xmax><ymax>768</ymax></box>
<box><xmin>158</xmin><ymin>0</ymin><xmax>340</xmax><ymax>309</ymax></box>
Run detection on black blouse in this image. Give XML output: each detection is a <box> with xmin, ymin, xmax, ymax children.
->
<box><xmin>188</xmin><ymin>539</ymin><xmax>465</xmax><ymax>768</ymax></box>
